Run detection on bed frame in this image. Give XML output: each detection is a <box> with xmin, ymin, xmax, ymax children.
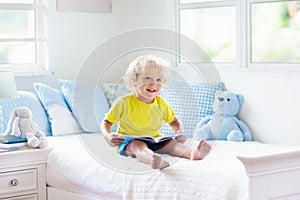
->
<box><xmin>237</xmin><ymin>149</ymin><xmax>300</xmax><ymax>200</ymax></box>
<box><xmin>47</xmin><ymin>148</ymin><xmax>300</xmax><ymax>200</ymax></box>
<box><xmin>47</xmin><ymin>187</ymin><xmax>108</xmax><ymax>200</ymax></box>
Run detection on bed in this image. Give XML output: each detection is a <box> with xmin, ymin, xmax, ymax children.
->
<box><xmin>1</xmin><ymin>83</ymin><xmax>300</xmax><ymax>200</ymax></box>
<box><xmin>45</xmin><ymin>133</ymin><xmax>300</xmax><ymax>200</ymax></box>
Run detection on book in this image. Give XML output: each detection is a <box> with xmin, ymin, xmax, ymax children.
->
<box><xmin>116</xmin><ymin>133</ymin><xmax>184</xmax><ymax>143</ymax></box>
<box><xmin>0</xmin><ymin>135</ymin><xmax>27</xmax><ymax>144</ymax></box>
<box><xmin>0</xmin><ymin>135</ymin><xmax>28</xmax><ymax>152</ymax></box>
<box><xmin>0</xmin><ymin>144</ymin><xmax>31</xmax><ymax>153</ymax></box>
<box><xmin>0</xmin><ymin>141</ymin><xmax>28</xmax><ymax>151</ymax></box>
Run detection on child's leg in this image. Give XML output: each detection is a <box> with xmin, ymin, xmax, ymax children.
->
<box><xmin>157</xmin><ymin>139</ymin><xmax>211</xmax><ymax>160</ymax></box>
<box><xmin>125</xmin><ymin>139</ymin><xmax>169</xmax><ymax>169</ymax></box>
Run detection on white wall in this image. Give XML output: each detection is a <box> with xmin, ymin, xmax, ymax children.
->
<box><xmin>17</xmin><ymin>0</ymin><xmax>175</xmax><ymax>90</ymax></box>
<box><xmin>48</xmin><ymin>0</ymin><xmax>174</xmax><ymax>79</ymax></box>
<box><xmin>220</xmin><ymin>69</ymin><xmax>300</xmax><ymax>145</ymax></box>
<box><xmin>16</xmin><ymin>0</ymin><xmax>300</xmax><ymax>145</ymax></box>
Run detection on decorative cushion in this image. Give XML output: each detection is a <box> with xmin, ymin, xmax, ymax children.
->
<box><xmin>59</xmin><ymin>79</ymin><xmax>110</xmax><ymax>132</ymax></box>
<box><xmin>0</xmin><ymin>91</ymin><xmax>51</xmax><ymax>136</ymax></box>
<box><xmin>102</xmin><ymin>83</ymin><xmax>133</xmax><ymax>106</ymax></box>
<box><xmin>33</xmin><ymin>82</ymin><xmax>82</xmax><ymax>136</ymax></box>
<box><xmin>160</xmin><ymin>82</ymin><xmax>226</xmax><ymax>137</ymax></box>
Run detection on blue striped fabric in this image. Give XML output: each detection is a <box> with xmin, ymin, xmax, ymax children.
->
<box><xmin>0</xmin><ymin>91</ymin><xmax>51</xmax><ymax>136</ymax></box>
<box><xmin>160</xmin><ymin>82</ymin><xmax>226</xmax><ymax>137</ymax></box>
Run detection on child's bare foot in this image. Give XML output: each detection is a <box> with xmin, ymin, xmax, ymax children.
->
<box><xmin>191</xmin><ymin>139</ymin><xmax>211</xmax><ymax>160</ymax></box>
<box><xmin>151</xmin><ymin>153</ymin><xmax>170</xmax><ymax>169</ymax></box>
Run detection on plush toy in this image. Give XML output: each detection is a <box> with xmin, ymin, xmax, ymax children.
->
<box><xmin>195</xmin><ymin>91</ymin><xmax>252</xmax><ymax>142</ymax></box>
<box><xmin>4</xmin><ymin>107</ymin><xmax>48</xmax><ymax>148</ymax></box>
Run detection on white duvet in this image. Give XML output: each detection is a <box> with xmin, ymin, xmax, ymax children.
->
<box><xmin>46</xmin><ymin>133</ymin><xmax>291</xmax><ymax>200</ymax></box>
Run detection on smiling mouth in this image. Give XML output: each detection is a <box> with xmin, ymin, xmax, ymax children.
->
<box><xmin>146</xmin><ymin>89</ymin><xmax>157</xmax><ymax>93</ymax></box>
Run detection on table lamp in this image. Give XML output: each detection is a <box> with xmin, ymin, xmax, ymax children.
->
<box><xmin>0</xmin><ymin>71</ymin><xmax>18</xmax><ymax>134</ymax></box>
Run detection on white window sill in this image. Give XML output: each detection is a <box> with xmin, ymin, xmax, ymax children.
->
<box><xmin>14</xmin><ymin>70</ymin><xmax>54</xmax><ymax>77</ymax></box>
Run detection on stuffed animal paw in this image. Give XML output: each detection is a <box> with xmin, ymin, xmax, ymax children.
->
<box><xmin>26</xmin><ymin>133</ymin><xmax>40</xmax><ymax>148</ymax></box>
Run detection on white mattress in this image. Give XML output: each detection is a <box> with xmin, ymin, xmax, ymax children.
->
<box><xmin>47</xmin><ymin>133</ymin><xmax>151</xmax><ymax>199</ymax></box>
<box><xmin>46</xmin><ymin>133</ymin><xmax>296</xmax><ymax>200</ymax></box>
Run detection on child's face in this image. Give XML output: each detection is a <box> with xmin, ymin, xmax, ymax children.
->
<box><xmin>134</xmin><ymin>67</ymin><xmax>164</xmax><ymax>104</ymax></box>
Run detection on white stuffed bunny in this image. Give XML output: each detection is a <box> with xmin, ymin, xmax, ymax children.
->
<box><xmin>5</xmin><ymin>107</ymin><xmax>48</xmax><ymax>148</ymax></box>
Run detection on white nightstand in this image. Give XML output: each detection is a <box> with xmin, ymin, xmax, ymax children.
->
<box><xmin>0</xmin><ymin>148</ymin><xmax>51</xmax><ymax>200</ymax></box>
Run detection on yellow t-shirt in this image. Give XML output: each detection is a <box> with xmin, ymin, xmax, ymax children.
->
<box><xmin>105</xmin><ymin>93</ymin><xmax>175</xmax><ymax>137</ymax></box>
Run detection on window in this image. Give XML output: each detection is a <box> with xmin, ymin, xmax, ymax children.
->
<box><xmin>0</xmin><ymin>0</ymin><xmax>47</xmax><ymax>73</ymax></box>
<box><xmin>251</xmin><ymin>1</ymin><xmax>300</xmax><ymax>63</ymax></box>
<box><xmin>177</xmin><ymin>0</ymin><xmax>300</xmax><ymax>68</ymax></box>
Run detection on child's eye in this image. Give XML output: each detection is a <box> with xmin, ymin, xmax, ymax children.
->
<box><xmin>156</xmin><ymin>78</ymin><xmax>162</xmax><ymax>82</ymax></box>
<box><xmin>144</xmin><ymin>77</ymin><xmax>152</xmax><ymax>82</ymax></box>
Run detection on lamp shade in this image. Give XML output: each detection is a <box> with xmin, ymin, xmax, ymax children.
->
<box><xmin>0</xmin><ymin>71</ymin><xmax>18</xmax><ymax>99</ymax></box>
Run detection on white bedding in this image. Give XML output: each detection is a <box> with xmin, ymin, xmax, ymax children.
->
<box><xmin>47</xmin><ymin>133</ymin><xmax>297</xmax><ymax>200</ymax></box>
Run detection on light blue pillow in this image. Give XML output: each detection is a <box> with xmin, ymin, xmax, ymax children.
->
<box><xmin>59</xmin><ymin>80</ymin><xmax>110</xmax><ymax>132</ymax></box>
<box><xmin>0</xmin><ymin>91</ymin><xmax>51</xmax><ymax>136</ymax></box>
<box><xmin>160</xmin><ymin>82</ymin><xmax>226</xmax><ymax>137</ymax></box>
<box><xmin>102</xmin><ymin>83</ymin><xmax>133</xmax><ymax>106</ymax></box>
<box><xmin>33</xmin><ymin>82</ymin><xmax>82</xmax><ymax>136</ymax></box>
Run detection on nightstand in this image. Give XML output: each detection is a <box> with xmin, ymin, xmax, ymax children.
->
<box><xmin>0</xmin><ymin>148</ymin><xmax>51</xmax><ymax>200</ymax></box>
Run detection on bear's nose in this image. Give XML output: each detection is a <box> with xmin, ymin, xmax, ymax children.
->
<box><xmin>218</xmin><ymin>97</ymin><xmax>224</xmax><ymax>101</ymax></box>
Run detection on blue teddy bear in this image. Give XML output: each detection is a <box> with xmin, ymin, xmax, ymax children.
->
<box><xmin>195</xmin><ymin>91</ymin><xmax>252</xmax><ymax>142</ymax></box>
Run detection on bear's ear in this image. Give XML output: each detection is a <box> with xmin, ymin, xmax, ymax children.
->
<box><xmin>237</xmin><ymin>94</ymin><xmax>244</xmax><ymax>104</ymax></box>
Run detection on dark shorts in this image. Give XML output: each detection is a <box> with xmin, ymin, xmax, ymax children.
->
<box><xmin>117</xmin><ymin>137</ymin><xmax>172</xmax><ymax>156</ymax></box>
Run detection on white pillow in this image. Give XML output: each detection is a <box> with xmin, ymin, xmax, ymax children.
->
<box><xmin>59</xmin><ymin>79</ymin><xmax>110</xmax><ymax>132</ymax></box>
<box><xmin>33</xmin><ymin>82</ymin><xmax>82</xmax><ymax>136</ymax></box>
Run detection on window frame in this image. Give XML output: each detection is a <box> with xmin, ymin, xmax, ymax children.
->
<box><xmin>0</xmin><ymin>0</ymin><xmax>48</xmax><ymax>75</ymax></box>
<box><xmin>176</xmin><ymin>0</ymin><xmax>300</xmax><ymax>71</ymax></box>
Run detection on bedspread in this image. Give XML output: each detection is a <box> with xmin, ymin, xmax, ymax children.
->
<box><xmin>123</xmin><ymin>140</ymin><xmax>249</xmax><ymax>200</ymax></box>
<box><xmin>47</xmin><ymin>133</ymin><xmax>291</xmax><ymax>200</ymax></box>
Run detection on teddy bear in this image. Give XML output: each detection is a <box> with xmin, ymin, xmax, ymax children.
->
<box><xmin>195</xmin><ymin>91</ymin><xmax>252</xmax><ymax>142</ymax></box>
<box><xmin>4</xmin><ymin>107</ymin><xmax>48</xmax><ymax>148</ymax></box>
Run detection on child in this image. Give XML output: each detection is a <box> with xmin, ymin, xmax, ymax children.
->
<box><xmin>101</xmin><ymin>55</ymin><xmax>211</xmax><ymax>169</ymax></box>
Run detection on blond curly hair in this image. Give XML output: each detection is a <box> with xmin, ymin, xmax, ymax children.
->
<box><xmin>123</xmin><ymin>55</ymin><xmax>169</xmax><ymax>90</ymax></box>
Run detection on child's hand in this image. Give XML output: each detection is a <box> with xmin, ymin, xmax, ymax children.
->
<box><xmin>175</xmin><ymin>130</ymin><xmax>187</xmax><ymax>143</ymax></box>
<box><xmin>104</xmin><ymin>133</ymin><xmax>124</xmax><ymax>147</ymax></box>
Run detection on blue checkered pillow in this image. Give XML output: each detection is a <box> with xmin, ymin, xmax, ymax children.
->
<box><xmin>160</xmin><ymin>82</ymin><xmax>226</xmax><ymax>137</ymax></box>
